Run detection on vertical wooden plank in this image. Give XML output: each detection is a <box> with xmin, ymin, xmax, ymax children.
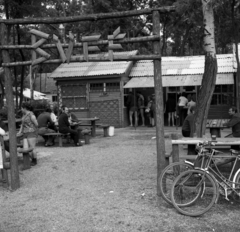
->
<box><xmin>66</xmin><ymin>32</ymin><xmax>74</xmax><ymax>63</ymax></box>
<box><xmin>83</xmin><ymin>42</ymin><xmax>88</xmax><ymax>62</ymax></box>
<box><xmin>108</xmin><ymin>40</ymin><xmax>113</xmax><ymax>61</ymax></box>
<box><xmin>0</xmin><ymin>23</ymin><xmax>20</xmax><ymax>190</ymax></box>
<box><xmin>152</xmin><ymin>11</ymin><xmax>166</xmax><ymax>196</ymax></box>
<box><xmin>31</xmin><ymin>35</ymin><xmax>36</xmax><ymax>100</ymax></box>
<box><xmin>171</xmin><ymin>134</ymin><xmax>180</xmax><ymax>163</ymax></box>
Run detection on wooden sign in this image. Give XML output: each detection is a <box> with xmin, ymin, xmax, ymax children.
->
<box><xmin>108</xmin><ymin>27</ymin><xmax>125</xmax><ymax>61</ymax></box>
<box><xmin>81</xmin><ymin>35</ymin><xmax>101</xmax><ymax>62</ymax></box>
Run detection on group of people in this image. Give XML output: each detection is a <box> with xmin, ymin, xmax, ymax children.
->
<box><xmin>0</xmin><ymin>103</ymin><xmax>83</xmax><ymax>167</ymax></box>
<box><xmin>165</xmin><ymin>92</ymin><xmax>196</xmax><ymax>127</ymax></box>
<box><xmin>126</xmin><ymin>91</ymin><xmax>156</xmax><ymax>127</ymax></box>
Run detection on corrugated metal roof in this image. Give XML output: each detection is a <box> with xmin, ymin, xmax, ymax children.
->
<box><xmin>130</xmin><ymin>54</ymin><xmax>235</xmax><ymax>77</ymax></box>
<box><xmin>124</xmin><ymin>73</ymin><xmax>234</xmax><ymax>88</ymax></box>
<box><xmin>50</xmin><ymin>51</ymin><xmax>138</xmax><ymax>79</ymax></box>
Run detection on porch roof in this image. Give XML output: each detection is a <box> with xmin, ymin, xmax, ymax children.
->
<box><xmin>50</xmin><ymin>51</ymin><xmax>138</xmax><ymax>79</ymax></box>
<box><xmin>129</xmin><ymin>54</ymin><xmax>235</xmax><ymax>77</ymax></box>
<box><xmin>124</xmin><ymin>73</ymin><xmax>234</xmax><ymax>88</ymax></box>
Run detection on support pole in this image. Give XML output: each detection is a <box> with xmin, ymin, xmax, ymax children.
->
<box><xmin>0</xmin><ymin>23</ymin><xmax>20</xmax><ymax>190</ymax></box>
<box><xmin>152</xmin><ymin>11</ymin><xmax>166</xmax><ymax>196</ymax></box>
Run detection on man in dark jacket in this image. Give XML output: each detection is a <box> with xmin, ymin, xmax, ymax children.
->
<box><xmin>58</xmin><ymin>106</ymin><xmax>81</xmax><ymax>146</ymax></box>
<box><xmin>37</xmin><ymin>108</ymin><xmax>56</xmax><ymax>146</ymax></box>
<box><xmin>223</xmin><ymin>106</ymin><xmax>240</xmax><ymax>137</ymax></box>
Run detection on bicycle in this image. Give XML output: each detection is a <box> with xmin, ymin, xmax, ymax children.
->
<box><xmin>170</xmin><ymin>141</ymin><xmax>240</xmax><ymax>216</ymax></box>
<box><xmin>159</xmin><ymin>142</ymin><xmax>210</xmax><ymax>205</ymax></box>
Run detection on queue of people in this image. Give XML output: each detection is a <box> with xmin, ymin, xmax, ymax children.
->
<box><xmin>126</xmin><ymin>91</ymin><xmax>155</xmax><ymax>127</ymax></box>
<box><xmin>126</xmin><ymin>91</ymin><xmax>198</xmax><ymax>128</ymax></box>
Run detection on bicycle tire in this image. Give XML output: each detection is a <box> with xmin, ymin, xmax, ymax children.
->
<box><xmin>171</xmin><ymin>169</ymin><xmax>218</xmax><ymax>217</ymax></box>
<box><xmin>232</xmin><ymin>168</ymin><xmax>240</xmax><ymax>202</ymax></box>
<box><xmin>159</xmin><ymin>161</ymin><xmax>193</xmax><ymax>205</ymax></box>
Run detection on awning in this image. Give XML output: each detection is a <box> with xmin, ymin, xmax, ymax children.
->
<box><xmin>124</xmin><ymin>73</ymin><xmax>234</xmax><ymax>88</ymax></box>
<box><xmin>23</xmin><ymin>88</ymin><xmax>48</xmax><ymax>100</ymax></box>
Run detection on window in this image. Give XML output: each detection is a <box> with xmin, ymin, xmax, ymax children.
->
<box><xmin>106</xmin><ymin>83</ymin><xmax>120</xmax><ymax>92</ymax></box>
<box><xmin>61</xmin><ymin>84</ymin><xmax>87</xmax><ymax>109</ymax></box>
<box><xmin>52</xmin><ymin>95</ymin><xmax>58</xmax><ymax>102</ymax></box>
<box><xmin>90</xmin><ymin>82</ymin><xmax>120</xmax><ymax>92</ymax></box>
<box><xmin>169</xmin><ymin>87</ymin><xmax>180</xmax><ymax>92</ymax></box>
<box><xmin>211</xmin><ymin>85</ymin><xmax>234</xmax><ymax>105</ymax></box>
<box><xmin>90</xmin><ymin>83</ymin><xmax>103</xmax><ymax>92</ymax></box>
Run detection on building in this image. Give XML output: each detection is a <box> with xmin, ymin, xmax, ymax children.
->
<box><xmin>50</xmin><ymin>51</ymin><xmax>237</xmax><ymax>127</ymax></box>
<box><xmin>50</xmin><ymin>51</ymin><xmax>138</xmax><ymax>127</ymax></box>
<box><xmin>125</xmin><ymin>54</ymin><xmax>235</xmax><ymax>119</ymax></box>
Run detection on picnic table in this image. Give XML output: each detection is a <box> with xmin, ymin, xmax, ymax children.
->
<box><xmin>77</xmin><ymin>117</ymin><xmax>100</xmax><ymax>137</ymax></box>
<box><xmin>3</xmin><ymin>118</ymin><xmax>22</xmax><ymax>129</ymax></box>
<box><xmin>206</xmin><ymin>119</ymin><xmax>229</xmax><ymax>138</ymax></box>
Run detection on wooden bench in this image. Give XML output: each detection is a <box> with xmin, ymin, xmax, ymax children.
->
<box><xmin>79</xmin><ymin>124</ymin><xmax>110</xmax><ymax>137</ymax></box>
<box><xmin>44</xmin><ymin>132</ymin><xmax>70</xmax><ymax>147</ymax></box>
<box><xmin>98</xmin><ymin>124</ymin><xmax>110</xmax><ymax>137</ymax></box>
<box><xmin>171</xmin><ymin>137</ymin><xmax>240</xmax><ymax>164</ymax></box>
<box><xmin>17</xmin><ymin>147</ymin><xmax>34</xmax><ymax>170</ymax></box>
<box><xmin>81</xmin><ymin>129</ymin><xmax>91</xmax><ymax>144</ymax></box>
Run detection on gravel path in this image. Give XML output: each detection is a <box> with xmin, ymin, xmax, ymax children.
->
<box><xmin>1</xmin><ymin>127</ymin><xmax>240</xmax><ymax>232</ymax></box>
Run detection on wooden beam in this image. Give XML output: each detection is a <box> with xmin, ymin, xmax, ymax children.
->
<box><xmin>2</xmin><ymin>54</ymin><xmax>161</xmax><ymax>67</ymax></box>
<box><xmin>0</xmin><ymin>23</ymin><xmax>20</xmax><ymax>191</ymax></box>
<box><xmin>66</xmin><ymin>32</ymin><xmax>74</xmax><ymax>63</ymax></box>
<box><xmin>82</xmin><ymin>35</ymin><xmax>101</xmax><ymax>42</ymax></box>
<box><xmin>152</xmin><ymin>11</ymin><xmax>165</xmax><ymax>196</ymax></box>
<box><xmin>0</xmin><ymin>7</ymin><xmax>175</xmax><ymax>25</ymax></box>
<box><xmin>31</xmin><ymin>38</ymin><xmax>47</xmax><ymax>49</ymax></box>
<box><xmin>0</xmin><ymin>35</ymin><xmax>161</xmax><ymax>50</ymax></box>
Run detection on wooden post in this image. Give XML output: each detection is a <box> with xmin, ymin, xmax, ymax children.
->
<box><xmin>31</xmin><ymin>34</ymin><xmax>36</xmax><ymax>100</ymax></box>
<box><xmin>152</xmin><ymin>11</ymin><xmax>166</xmax><ymax>196</ymax></box>
<box><xmin>0</xmin><ymin>23</ymin><xmax>20</xmax><ymax>190</ymax></box>
<box><xmin>171</xmin><ymin>133</ymin><xmax>180</xmax><ymax>163</ymax></box>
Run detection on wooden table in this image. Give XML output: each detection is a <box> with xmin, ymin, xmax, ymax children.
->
<box><xmin>3</xmin><ymin>118</ymin><xmax>22</xmax><ymax>129</ymax></box>
<box><xmin>77</xmin><ymin>117</ymin><xmax>100</xmax><ymax>137</ymax></box>
<box><xmin>171</xmin><ymin>137</ymin><xmax>240</xmax><ymax>161</ymax></box>
<box><xmin>206</xmin><ymin>119</ymin><xmax>229</xmax><ymax>138</ymax></box>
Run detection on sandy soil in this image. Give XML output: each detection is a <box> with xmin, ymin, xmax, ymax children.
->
<box><xmin>0</xmin><ymin>127</ymin><xmax>240</xmax><ymax>232</ymax></box>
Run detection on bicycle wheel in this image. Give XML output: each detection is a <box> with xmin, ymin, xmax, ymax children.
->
<box><xmin>171</xmin><ymin>169</ymin><xmax>218</xmax><ymax>217</ymax></box>
<box><xmin>232</xmin><ymin>169</ymin><xmax>240</xmax><ymax>202</ymax></box>
<box><xmin>159</xmin><ymin>161</ymin><xmax>193</xmax><ymax>205</ymax></box>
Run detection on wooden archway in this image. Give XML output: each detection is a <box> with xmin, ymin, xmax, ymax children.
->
<box><xmin>0</xmin><ymin>6</ymin><xmax>175</xmax><ymax>191</ymax></box>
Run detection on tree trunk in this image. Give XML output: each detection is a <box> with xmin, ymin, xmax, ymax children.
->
<box><xmin>194</xmin><ymin>0</ymin><xmax>218</xmax><ymax>137</ymax></box>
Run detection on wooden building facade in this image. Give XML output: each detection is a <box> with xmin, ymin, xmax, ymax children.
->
<box><xmin>50</xmin><ymin>51</ymin><xmax>137</xmax><ymax>127</ymax></box>
<box><xmin>125</xmin><ymin>54</ymin><xmax>236</xmax><ymax>120</ymax></box>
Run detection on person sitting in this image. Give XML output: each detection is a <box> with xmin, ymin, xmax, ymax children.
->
<box><xmin>49</xmin><ymin>103</ymin><xmax>58</xmax><ymax>127</ymax></box>
<box><xmin>58</xmin><ymin>106</ymin><xmax>82</xmax><ymax>146</ymax></box>
<box><xmin>37</xmin><ymin>108</ymin><xmax>56</xmax><ymax>147</ymax></box>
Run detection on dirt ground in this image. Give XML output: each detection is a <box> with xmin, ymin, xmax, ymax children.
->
<box><xmin>1</xmin><ymin>127</ymin><xmax>240</xmax><ymax>232</ymax></box>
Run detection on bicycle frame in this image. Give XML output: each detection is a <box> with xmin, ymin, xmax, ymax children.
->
<box><xmin>195</xmin><ymin>144</ymin><xmax>240</xmax><ymax>201</ymax></box>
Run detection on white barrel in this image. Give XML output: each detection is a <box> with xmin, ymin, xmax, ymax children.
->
<box><xmin>108</xmin><ymin>126</ymin><xmax>114</xmax><ymax>136</ymax></box>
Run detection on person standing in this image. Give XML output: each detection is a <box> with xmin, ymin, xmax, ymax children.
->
<box><xmin>182</xmin><ymin>106</ymin><xmax>196</xmax><ymax>137</ymax></box>
<box><xmin>165</xmin><ymin>94</ymin><xmax>176</xmax><ymax>126</ymax></box>
<box><xmin>17</xmin><ymin>102</ymin><xmax>38</xmax><ymax>166</ymax></box>
<box><xmin>137</xmin><ymin>91</ymin><xmax>145</xmax><ymax>126</ymax></box>
<box><xmin>177</xmin><ymin>92</ymin><xmax>188</xmax><ymax>126</ymax></box>
<box><xmin>182</xmin><ymin>106</ymin><xmax>196</xmax><ymax>155</ymax></box>
<box><xmin>127</xmin><ymin>91</ymin><xmax>138</xmax><ymax>127</ymax></box>
<box><xmin>58</xmin><ymin>106</ymin><xmax>81</xmax><ymax>146</ymax></box>
<box><xmin>187</xmin><ymin>95</ymin><xmax>196</xmax><ymax>115</ymax></box>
